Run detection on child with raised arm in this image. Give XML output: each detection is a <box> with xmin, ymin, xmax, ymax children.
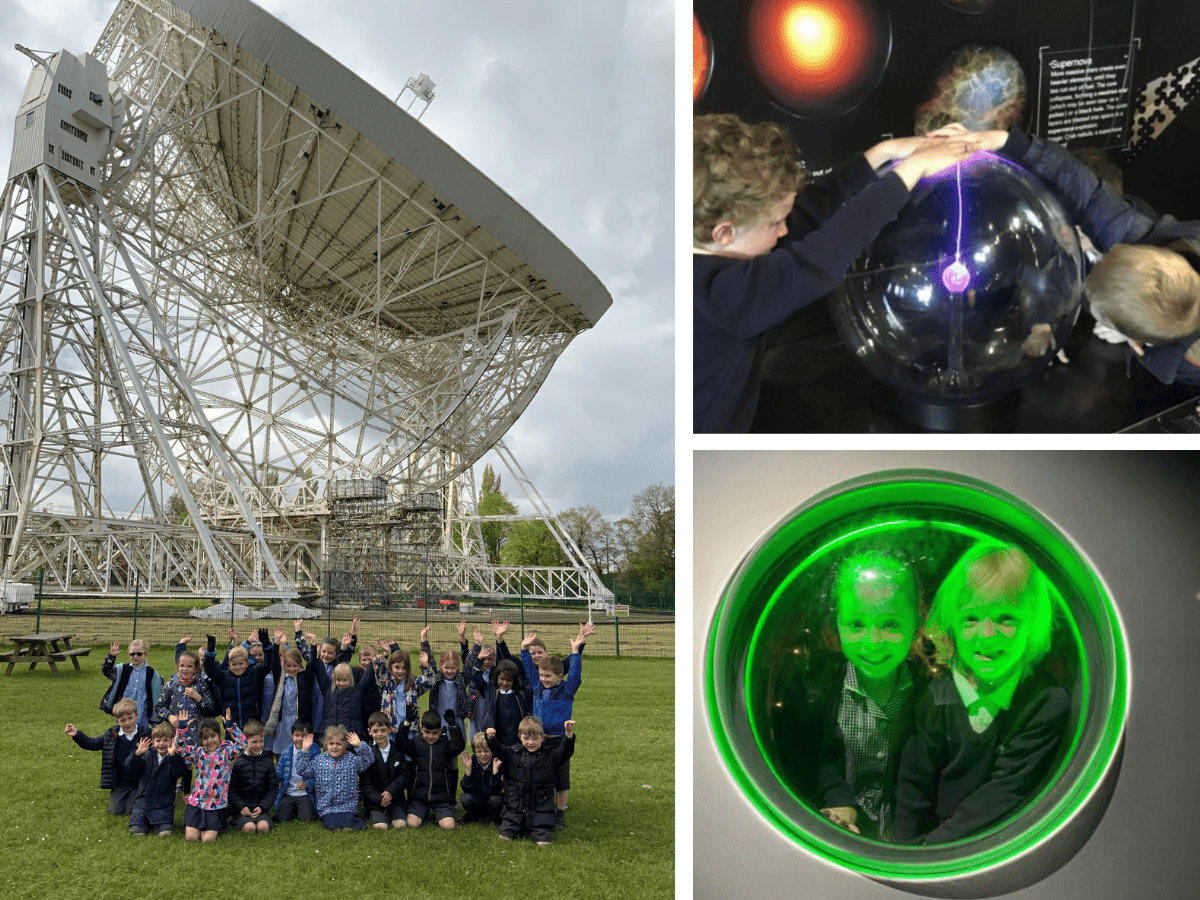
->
<box><xmin>461</xmin><ymin>626</ymin><xmax>497</xmax><ymax>740</ymax></box>
<box><xmin>356</xmin><ymin>642</ymin><xmax>382</xmax><ymax>735</ymax></box>
<box><xmin>459</xmin><ymin>731</ymin><xmax>504</xmax><ymax>824</ymax></box>
<box><xmin>153</xmin><ymin>648</ymin><xmax>216</xmax><ymax>724</ymax></box>
<box><xmin>174</xmin><ymin>707</ymin><xmax>247</xmax><ymax>842</ymax></box>
<box><xmin>100</xmin><ymin>638</ymin><xmax>162</xmax><ymax>728</ymax></box>
<box><xmin>360</xmin><ymin>711</ymin><xmax>410</xmax><ymax>829</ymax></box>
<box><xmin>64</xmin><ymin>698</ymin><xmax>150</xmax><ymax>815</ymax></box>
<box><xmin>265</xmin><ymin>625</ymin><xmax>318</xmax><ymax>757</ymax></box>
<box><xmin>486</xmin><ymin>717</ymin><xmax>576</xmax><ymax>846</ymax></box>
<box><xmin>203</xmin><ymin>635</ymin><xmax>274</xmax><ymax>729</ymax></box>
<box><xmin>124</xmin><ymin>724</ymin><xmax>188</xmax><ymax>836</ymax></box>
<box><xmin>313</xmin><ymin>639</ymin><xmax>372</xmax><ymax>734</ymax></box>
<box><xmin>396</xmin><ymin>709</ymin><xmax>466</xmax><ymax>830</ymax></box>
<box><xmin>274</xmin><ymin>721</ymin><xmax>319</xmax><ymax>823</ymax></box>
<box><xmin>229</xmin><ymin>720</ymin><xmax>279</xmax><ymax>834</ymax></box>
<box><xmin>418</xmin><ymin>624</ymin><xmax>469</xmax><ymax>728</ymax></box>
<box><xmin>693</xmin><ymin>113</ymin><xmax>980</xmax><ymax>431</ymax></box>
<box><xmin>521</xmin><ymin>625</ymin><xmax>587</xmax><ymax>829</ymax></box>
<box><xmin>893</xmin><ymin>542</ymin><xmax>1069</xmax><ymax>844</ymax></box>
<box><xmin>295</xmin><ymin>724</ymin><xmax>374</xmax><ymax>830</ymax></box>
<box><xmin>371</xmin><ymin>640</ymin><xmax>422</xmax><ymax>735</ymax></box>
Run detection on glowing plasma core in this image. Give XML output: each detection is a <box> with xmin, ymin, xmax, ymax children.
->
<box><xmin>782</xmin><ymin>6</ymin><xmax>842</xmax><ymax>72</ymax></box>
<box><xmin>942</xmin><ymin>260</ymin><xmax>971</xmax><ymax>292</ymax></box>
<box><xmin>693</xmin><ymin>13</ymin><xmax>712</xmax><ymax>103</ymax></box>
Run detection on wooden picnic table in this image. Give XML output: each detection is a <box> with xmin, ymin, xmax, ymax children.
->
<box><xmin>3</xmin><ymin>632</ymin><xmax>90</xmax><ymax>675</ymax></box>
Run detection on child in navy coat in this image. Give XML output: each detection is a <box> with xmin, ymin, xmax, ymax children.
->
<box><xmin>65</xmin><ymin>698</ymin><xmax>150</xmax><ymax>814</ymax></box>
<box><xmin>123</xmin><ymin>723</ymin><xmax>188</xmax><ymax>836</ymax></box>
<box><xmin>460</xmin><ymin>731</ymin><xmax>504</xmax><ymax>824</ymax></box>
<box><xmin>486</xmin><ymin>717</ymin><xmax>575</xmax><ymax>846</ymax></box>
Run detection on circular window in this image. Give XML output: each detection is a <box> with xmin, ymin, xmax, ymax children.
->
<box><xmin>704</xmin><ymin>470</ymin><xmax>1127</xmax><ymax>896</ymax></box>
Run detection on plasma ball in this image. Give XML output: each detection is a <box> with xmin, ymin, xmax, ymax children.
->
<box><xmin>942</xmin><ymin>260</ymin><xmax>971</xmax><ymax>293</ymax></box>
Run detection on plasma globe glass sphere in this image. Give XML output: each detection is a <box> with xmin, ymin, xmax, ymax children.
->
<box><xmin>831</xmin><ymin>152</ymin><xmax>1084</xmax><ymax>410</ymax></box>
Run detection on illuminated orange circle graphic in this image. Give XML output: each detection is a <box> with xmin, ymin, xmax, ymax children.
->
<box><xmin>744</xmin><ymin>0</ymin><xmax>890</xmax><ymax>115</ymax></box>
<box><xmin>694</xmin><ymin>12</ymin><xmax>713</xmax><ymax>104</ymax></box>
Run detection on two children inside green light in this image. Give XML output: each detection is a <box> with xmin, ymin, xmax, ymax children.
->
<box><xmin>816</xmin><ymin>540</ymin><xmax>1067</xmax><ymax>843</ymax></box>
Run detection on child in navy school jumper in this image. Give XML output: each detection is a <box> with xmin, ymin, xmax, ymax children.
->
<box><xmin>175</xmin><ymin>708</ymin><xmax>247</xmax><ymax>842</ymax></box>
<box><xmin>313</xmin><ymin>658</ymin><xmax>372</xmax><ymax>735</ymax></box>
<box><xmin>396</xmin><ymin>709</ymin><xmax>466</xmax><ymax>830</ymax></box>
<box><xmin>274</xmin><ymin>721</ymin><xmax>319</xmax><ymax>823</ymax></box>
<box><xmin>229</xmin><ymin>719</ymin><xmax>279</xmax><ymax>834</ymax></box>
<box><xmin>123</xmin><ymin>722</ymin><xmax>189</xmax><ymax>836</ymax></box>
<box><xmin>893</xmin><ymin>542</ymin><xmax>1069</xmax><ymax>844</ymax></box>
<box><xmin>100</xmin><ymin>638</ymin><xmax>162</xmax><ymax>727</ymax></box>
<box><xmin>486</xmin><ymin>716</ymin><xmax>576</xmax><ymax>846</ymax></box>
<box><xmin>356</xmin><ymin>643</ymin><xmax>383</xmax><ymax>736</ymax></box>
<box><xmin>693</xmin><ymin>112</ymin><xmax>981</xmax><ymax>432</ymax></box>
<box><xmin>944</xmin><ymin>124</ymin><xmax>1200</xmax><ymax>385</ymax></box>
<box><xmin>459</xmin><ymin>730</ymin><xmax>505</xmax><ymax>824</ymax></box>
<box><xmin>296</xmin><ymin>724</ymin><xmax>374</xmax><ymax>831</ymax></box>
<box><xmin>65</xmin><ymin>698</ymin><xmax>150</xmax><ymax>814</ymax></box>
<box><xmin>360</xmin><ymin>711</ymin><xmax>411</xmax><ymax>829</ymax></box>
<box><xmin>203</xmin><ymin>634</ymin><xmax>274</xmax><ymax>729</ymax></box>
<box><xmin>521</xmin><ymin>627</ymin><xmax>587</xmax><ymax>830</ymax></box>
<box><xmin>472</xmin><ymin>658</ymin><xmax>532</xmax><ymax>748</ymax></box>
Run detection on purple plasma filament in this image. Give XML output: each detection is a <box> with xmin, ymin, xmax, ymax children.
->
<box><xmin>943</xmin><ymin>260</ymin><xmax>970</xmax><ymax>292</ymax></box>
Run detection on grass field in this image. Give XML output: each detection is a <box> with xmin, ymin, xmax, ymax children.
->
<box><xmin>0</xmin><ymin>646</ymin><xmax>674</xmax><ymax>900</ymax></box>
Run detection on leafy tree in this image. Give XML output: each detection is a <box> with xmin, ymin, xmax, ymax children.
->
<box><xmin>616</xmin><ymin>482</ymin><xmax>674</xmax><ymax>594</ymax></box>
<box><xmin>477</xmin><ymin>463</ymin><xmax>517</xmax><ymax>564</ymax></box>
<box><xmin>500</xmin><ymin>519</ymin><xmax>568</xmax><ymax>567</ymax></box>
<box><xmin>557</xmin><ymin>504</ymin><xmax>614</xmax><ymax>573</ymax></box>
<box><xmin>166</xmin><ymin>492</ymin><xmax>189</xmax><ymax>525</ymax></box>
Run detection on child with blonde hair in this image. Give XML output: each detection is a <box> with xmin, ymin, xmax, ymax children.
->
<box><xmin>486</xmin><ymin>716</ymin><xmax>576</xmax><ymax>846</ymax></box>
<box><xmin>693</xmin><ymin>112</ymin><xmax>979</xmax><ymax>431</ymax></box>
<box><xmin>295</xmin><ymin>724</ymin><xmax>374</xmax><ymax>830</ymax></box>
<box><xmin>894</xmin><ymin>542</ymin><xmax>1069</xmax><ymax>844</ymax></box>
<box><xmin>229</xmin><ymin>719</ymin><xmax>278</xmax><ymax>833</ymax></box>
<box><xmin>65</xmin><ymin>697</ymin><xmax>150</xmax><ymax>814</ymax></box>
<box><xmin>459</xmin><ymin>731</ymin><xmax>504</xmax><ymax>824</ymax></box>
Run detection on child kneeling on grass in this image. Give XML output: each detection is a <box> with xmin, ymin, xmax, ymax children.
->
<box><xmin>486</xmin><ymin>717</ymin><xmax>575</xmax><ymax>847</ymax></box>
<box><xmin>65</xmin><ymin>697</ymin><xmax>150</xmax><ymax>815</ymax></box>
<box><xmin>274</xmin><ymin>721</ymin><xmax>319</xmax><ymax>823</ymax></box>
<box><xmin>459</xmin><ymin>731</ymin><xmax>504</xmax><ymax>825</ymax></box>
<box><xmin>229</xmin><ymin>719</ymin><xmax>278</xmax><ymax>834</ymax></box>
<box><xmin>175</xmin><ymin>708</ymin><xmax>247</xmax><ymax>842</ymax></box>
<box><xmin>124</xmin><ymin>723</ymin><xmax>188</xmax><ymax>836</ymax></box>
<box><xmin>396</xmin><ymin>709</ymin><xmax>465</xmax><ymax>830</ymax></box>
<box><xmin>295</xmin><ymin>724</ymin><xmax>374</xmax><ymax>831</ymax></box>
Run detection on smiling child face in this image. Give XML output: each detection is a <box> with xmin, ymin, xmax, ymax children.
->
<box><xmin>200</xmin><ymin>728</ymin><xmax>221</xmax><ymax>752</ymax></box>
<box><xmin>956</xmin><ymin>596</ymin><xmax>1029</xmax><ymax>688</ymax></box>
<box><xmin>440</xmin><ymin>660</ymin><xmax>460</xmax><ymax>680</ymax></box>
<box><xmin>228</xmin><ymin>654</ymin><xmax>249</xmax><ymax>676</ymax></box>
<box><xmin>420</xmin><ymin>726</ymin><xmax>442</xmax><ymax>745</ymax></box>
<box><xmin>115</xmin><ymin>710</ymin><xmax>138</xmax><ymax>733</ymax></box>
<box><xmin>282</xmin><ymin>656</ymin><xmax>302</xmax><ymax>677</ymax></box>
<box><xmin>245</xmin><ymin>734</ymin><xmax>265</xmax><ymax>756</ymax></box>
<box><xmin>836</xmin><ymin>567</ymin><xmax>918</xmax><ymax>682</ymax></box>
<box><xmin>152</xmin><ymin>734</ymin><xmax>172</xmax><ymax>755</ymax></box>
<box><xmin>318</xmin><ymin>643</ymin><xmax>337</xmax><ymax>665</ymax></box>
<box><xmin>390</xmin><ymin>661</ymin><xmax>408</xmax><ymax>681</ymax></box>
<box><xmin>291</xmin><ymin>729</ymin><xmax>310</xmax><ymax>750</ymax></box>
<box><xmin>368</xmin><ymin>723</ymin><xmax>390</xmax><ymax>747</ymax></box>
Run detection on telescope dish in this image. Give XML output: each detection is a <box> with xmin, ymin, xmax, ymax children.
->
<box><xmin>0</xmin><ymin>0</ymin><xmax>613</xmax><ymax>602</ymax></box>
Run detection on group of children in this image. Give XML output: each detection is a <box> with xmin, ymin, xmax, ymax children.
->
<box><xmin>694</xmin><ymin>110</ymin><xmax>1200</xmax><ymax>432</ymax></box>
<box><xmin>794</xmin><ymin>540</ymin><xmax>1068</xmax><ymax>843</ymax></box>
<box><xmin>67</xmin><ymin>617</ymin><xmax>593</xmax><ymax>847</ymax></box>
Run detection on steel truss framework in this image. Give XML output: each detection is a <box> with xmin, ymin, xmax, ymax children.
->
<box><xmin>0</xmin><ymin>0</ymin><xmax>611</xmax><ymax>602</ymax></box>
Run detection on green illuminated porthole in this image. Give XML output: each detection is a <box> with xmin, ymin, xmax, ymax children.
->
<box><xmin>705</xmin><ymin>470</ymin><xmax>1127</xmax><ymax>897</ymax></box>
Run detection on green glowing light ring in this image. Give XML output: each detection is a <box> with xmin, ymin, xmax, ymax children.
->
<box><xmin>704</xmin><ymin>470</ymin><xmax>1128</xmax><ymax>888</ymax></box>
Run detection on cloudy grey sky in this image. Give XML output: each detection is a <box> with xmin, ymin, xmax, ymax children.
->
<box><xmin>0</xmin><ymin>0</ymin><xmax>674</xmax><ymax>523</ymax></box>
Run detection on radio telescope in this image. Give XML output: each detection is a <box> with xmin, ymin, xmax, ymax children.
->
<box><xmin>0</xmin><ymin>0</ymin><xmax>613</xmax><ymax>606</ymax></box>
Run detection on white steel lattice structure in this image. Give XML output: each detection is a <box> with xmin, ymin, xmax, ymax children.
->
<box><xmin>0</xmin><ymin>0</ymin><xmax>612</xmax><ymax>602</ymax></box>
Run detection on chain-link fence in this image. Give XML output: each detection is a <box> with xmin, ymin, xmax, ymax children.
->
<box><xmin>2</xmin><ymin>591</ymin><xmax>673</xmax><ymax>658</ymax></box>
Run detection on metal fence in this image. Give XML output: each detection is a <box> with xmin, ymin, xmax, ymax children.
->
<box><xmin>2</xmin><ymin>591</ymin><xmax>674</xmax><ymax>658</ymax></box>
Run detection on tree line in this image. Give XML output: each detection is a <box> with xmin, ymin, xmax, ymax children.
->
<box><xmin>477</xmin><ymin>465</ymin><xmax>674</xmax><ymax>596</ymax></box>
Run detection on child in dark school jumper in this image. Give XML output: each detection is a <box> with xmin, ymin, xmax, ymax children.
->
<box><xmin>893</xmin><ymin>542</ymin><xmax>1069</xmax><ymax>844</ymax></box>
<box><xmin>486</xmin><ymin>717</ymin><xmax>576</xmax><ymax>846</ymax></box>
<box><xmin>64</xmin><ymin>698</ymin><xmax>150</xmax><ymax>814</ymax></box>
<box><xmin>693</xmin><ymin>112</ymin><xmax>979</xmax><ymax>432</ymax></box>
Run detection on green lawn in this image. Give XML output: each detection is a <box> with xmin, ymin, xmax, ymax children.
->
<box><xmin>0</xmin><ymin>648</ymin><xmax>674</xmax><ymax>900</ymax></box>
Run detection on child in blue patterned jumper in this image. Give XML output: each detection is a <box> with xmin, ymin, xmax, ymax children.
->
<box><xmin>296</xmin><ymin>724</ymin><xmax>374</xmax><ymax>830</ymax></box>
<box><xmin>174</xmin><ymin>707</ymin><xmax>247</xmax><ymax>842</ymax></box>
<box><xmin>521</xmin><ymin>627</ymin><xmax>586</xmax><ymax>830</ymax></box>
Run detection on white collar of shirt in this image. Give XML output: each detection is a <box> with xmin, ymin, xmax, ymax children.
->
<box><xmin>499</xmin><ymin>689</ymin><xmax>513</xmax><ymax>695</ymax></box>
<box><xmin>121</xmin><ymin>730</ymin><xmax>137</xmax><ymax>740</ymax></box>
